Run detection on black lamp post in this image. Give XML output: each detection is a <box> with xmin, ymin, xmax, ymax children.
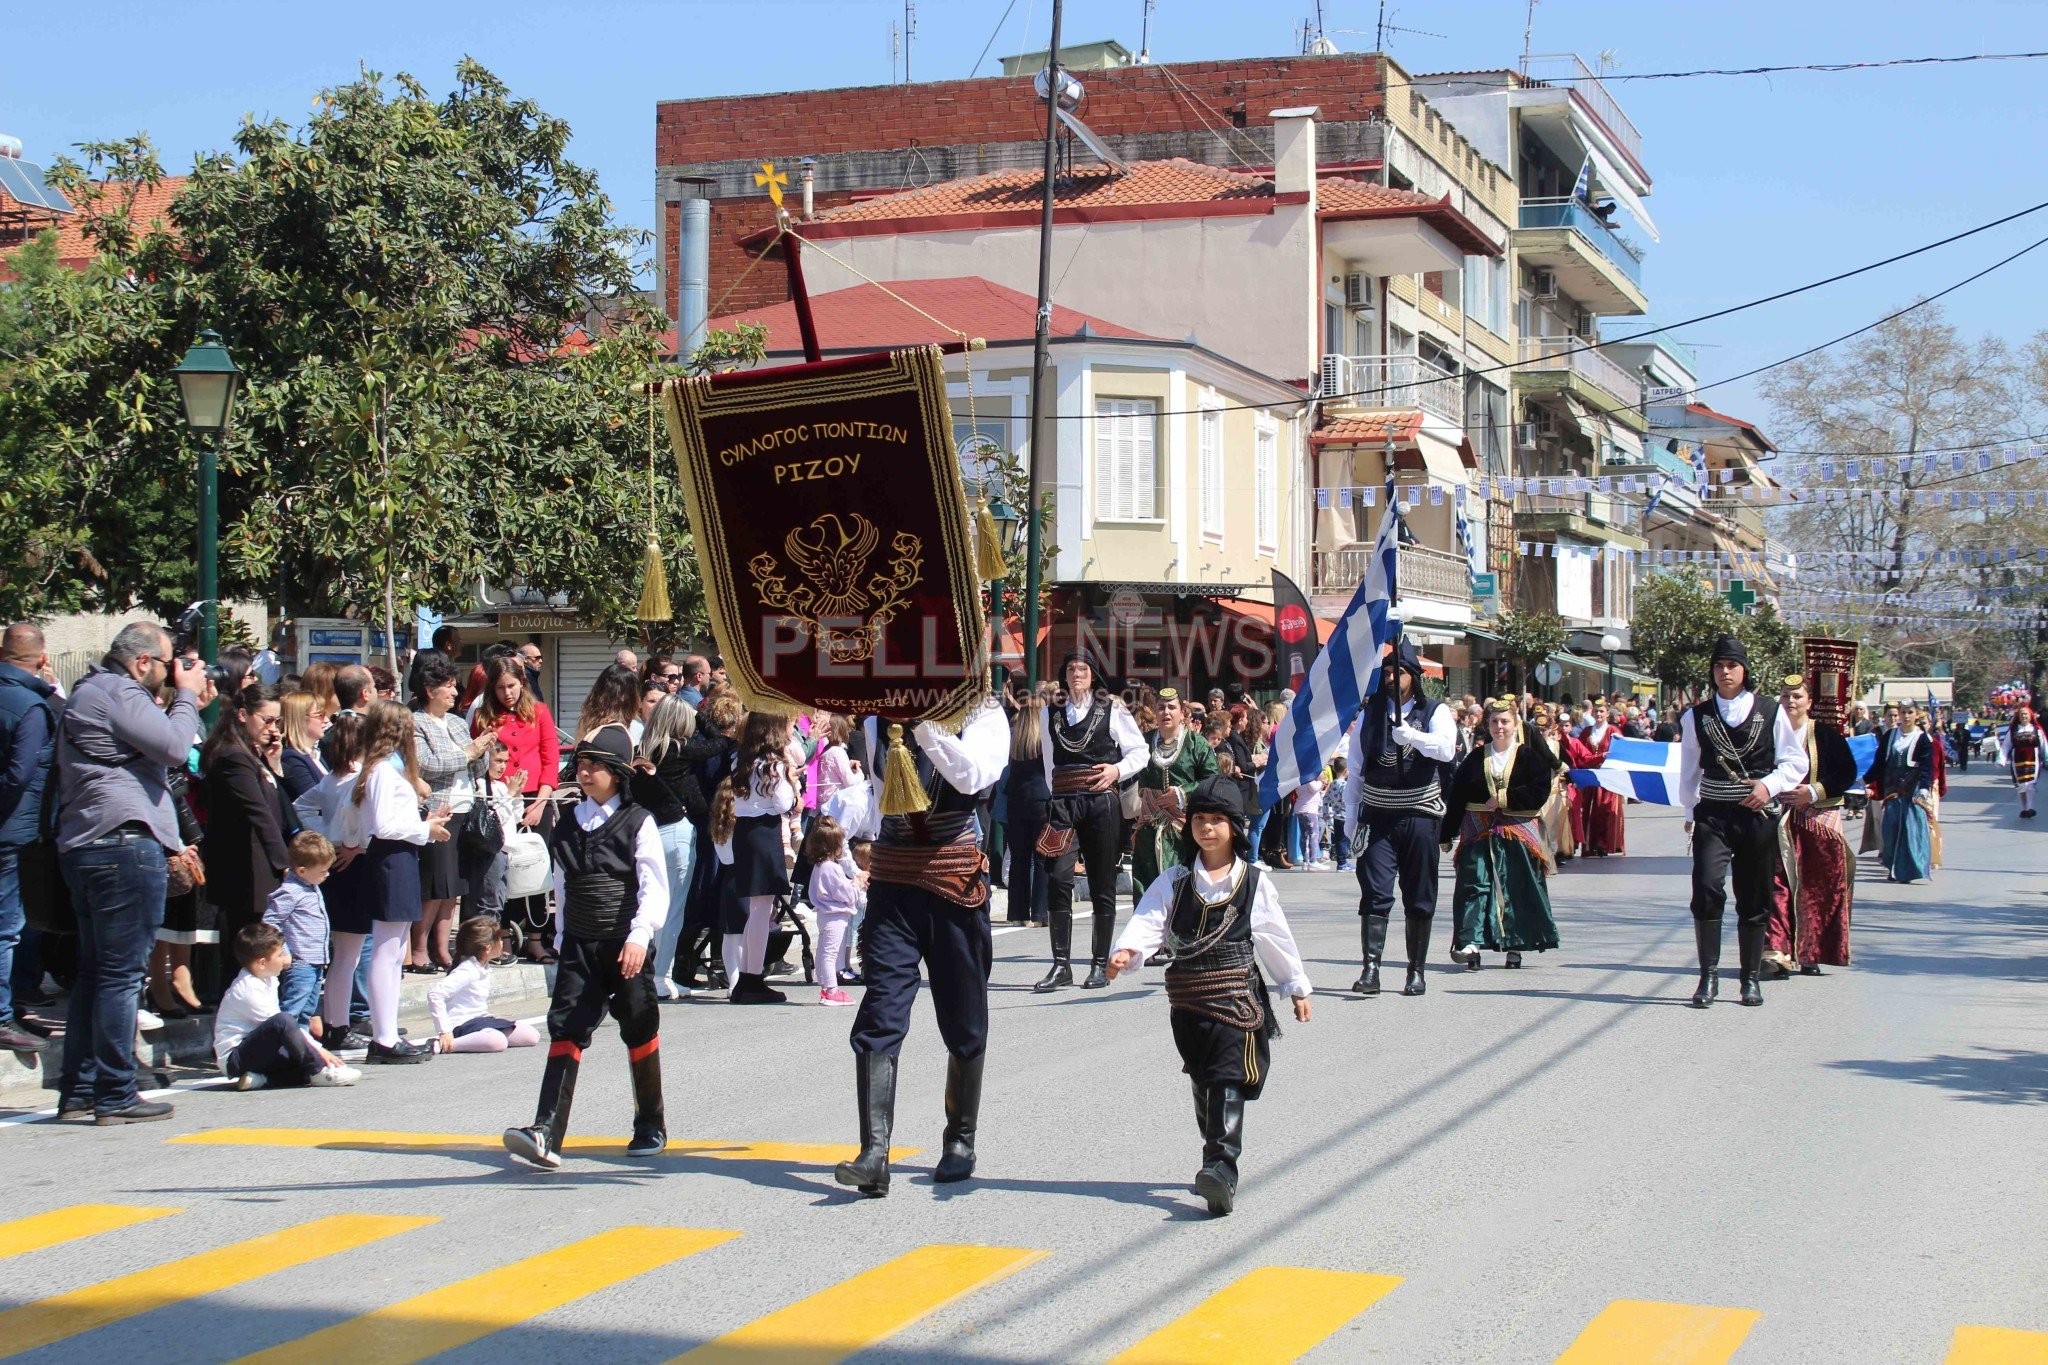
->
<box><xmin>987</xmin><ymin>484</ymin><xmax>1024</xmax><ymax>690</ymax></box>
<box><xmin>172</xmin><ymin>330</ymin><xmax>242</xmax><ymax>664</ymax></box>
<box><xmin>1601</xmin><ymin>631</ymin><xmax>1621</xmax><ymax>701</ymax></box>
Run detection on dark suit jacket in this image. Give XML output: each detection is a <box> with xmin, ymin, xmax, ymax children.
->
<box><xmin>202</xmin><ymin>746</ymin><xmax>291</xmax><ymax>928</ymax></box>
<box><xmin>1440</xmin><ymin>721</ymin><xmax>1562</xmax><ymax>843</ymax></box>
<box><xmin>280</xmin><ymin>747</ymin><xmax>323</xmax><ymax>803</ymax></box>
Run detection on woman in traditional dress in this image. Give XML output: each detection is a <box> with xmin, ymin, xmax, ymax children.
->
<box><xmin>1133</xmin><ymin>688</ymin><xmax>1218</xmax><ymax>897</ymax></box>
<box><xmin>1574</xmin><ymin>701</ymin><xmax>1626</xmax><ymax>856</ymax></box>
<box><xmin>1443</xmin><ymin>699</ymin><xmax>1563</xmax><ymax>969</ymax></box>
<box><xmin>1875</xmin><ymin>706</ymin><xmax>1936</xmax><ymax>884</ymax></box>
<box><xmin>1533</xmin><ymin>704</ymin><xmax>1577</xmax><ymax>865</ymax></box>
<box><xmin>1999</xmin><ymin>703</ymin><xmax>2040</xmax><ymax>818</ymax></box>
<box><xmin>1766</xmin><ymin>673</ymin><xmax>1858</xmax><ymax>977</ymax></box>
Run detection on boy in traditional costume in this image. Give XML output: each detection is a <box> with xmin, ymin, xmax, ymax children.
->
<box><xmin>1444</xmin><ymin>698</ymin><xmax>1563</xmax><ymax>970</ymax></box>
<box><xmin>1108</xmin><ymin>776</ymin><xmax>1311</xmax><ymax>1217</ymax></box>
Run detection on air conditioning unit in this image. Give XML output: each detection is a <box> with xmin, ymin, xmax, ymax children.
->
<box><xmin>1532</xmin><ymin>267</ymin><xmax>1559</xmax><ymax>300</ymax></box>
<box><xmin>1344</xmin><ymin>272</ymin><xmax>1376</xmax><ymax>310</ymax></box>
<box><xmin>1516</xmin><ymin>412</ymin><xmax>1560</xmax><ymax>446</ymax></box>
<box><xmin>1318</xmin><ymin>353</ymin><xmax>1344</xmax><ymax>399</ymax></box>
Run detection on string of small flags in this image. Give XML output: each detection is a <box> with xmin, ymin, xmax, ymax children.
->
<box><xmin>1781</xmin><ymin>585</ymin><xmax>2048</xmax><ymax>605</ymax></box>
<box><xmin>1314</xmin><ymin>471</ymin><xmax>2048</xmax><ymax>512</ymax></box>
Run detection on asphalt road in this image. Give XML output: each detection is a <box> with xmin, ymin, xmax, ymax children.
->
<box><xmin>2</xmin><ymin>766</ymin><xmax>2044</xmax><ymax>1363</ymax></box>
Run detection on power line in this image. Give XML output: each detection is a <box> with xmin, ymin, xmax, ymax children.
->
<box><xmin>1490</xmin><ymin>51</ymin><xmax>2048</xmax><ymax>84</ymax></box>
<box><xmin>968</xmin><ymin>0</ymin><xmax>1020</xmax><ymax>78</ymax></box>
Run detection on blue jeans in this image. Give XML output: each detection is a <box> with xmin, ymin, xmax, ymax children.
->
<box><xmin>278</xmin><ymin>960</ymin><xmax>324</xmax><ymax>1027</ymax></box>
<box><xmin>0</xmin><ymin>844</ymin><xmax>22</xmax><ymax>1025</ymax></box>
<box><xmin>651</xmin><ymin>818</ymin><xmax>696</xmax><ymax>990</ymax></box>
<box><xmin>58</xmin><ymin>835</ymin><xmax>168</xmax><ymax>1114</ymax></box>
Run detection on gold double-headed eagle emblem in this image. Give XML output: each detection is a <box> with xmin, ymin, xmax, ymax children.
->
<box><xmin>749</xmin><ymin>513</ymin><xmax>923</xmax><ymax>664</ymax></box>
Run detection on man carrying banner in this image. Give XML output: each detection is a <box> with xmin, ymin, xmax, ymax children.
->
<box><xmin>1034</xmin><ymin>650</ymin><xmax>1147</xmax><ymax>993</ymax></box>
<box><xmin>1678</xmin><ymin>635</ymin><xmax>1809</xmax><ymax>1008</ymax></box>
<box><xmin>1344</xmin><ymin>636</ymin><xmax>1457</xmax><ymax>997</ymax></box>
<box><xmin>1765</xmin><ymin>670</ymin><xmax>1858</xmax><ymax>978</ymax></box>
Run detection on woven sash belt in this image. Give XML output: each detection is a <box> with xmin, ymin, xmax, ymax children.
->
<box><xmin>869</xmin><ymin>839</ymin><xmax>989</xmax><ymax>909</ymax></box>
<box><xmin>1165</xmin><ymin>964</ymin><xmax>1265</xmax><ymax>1031</ymax></box>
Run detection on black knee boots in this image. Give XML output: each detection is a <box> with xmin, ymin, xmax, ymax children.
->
<box><xmin>1082</xmin><ymin>910</ymin><xmax>1114</xmax><ymax>989</ymax></box>
<box><xmin>626</xmin><ymin>1043</ymin><xmax>666</xmax><ymax>1158</ymax></box>
<box><xmin>933</xmin><ymin>1053</ymin><xmax>983</xmax><ymax>1183</ymax></box>
<box><xmin>1691</xmin><ymin>918</ymin><xmax>1721</xmax><ymax>1008</ymax></box>
<box><xmin>835</xmin><ymin>1051</ymin><xmax>898</xmax><ymax>1197</ymax></box>
<box><xmin>1401</xmin><ymin>916</ymin><xmax>1431</xmax><ymax>996</ymax></box>
<box><xmin>1353</xmin><ymin>915</ymin><xmax>1387</xmax><ymax>995</ymax></box>
<box><xmin>1737</xmin><ymin>921</ymin><xmax>1765</xmax><ymax>1007</ymax></box>
<box><xmin>1034</xmin><ymin>911</ymin><xmax>1074</xmax><ymax>992</ymax></box>
<box><xmin>1194</xmin><ymin>1083</ymin><xmax>1244</xmax><ymax>1216</ymax></box>
<box><xmin>503</xmin><ymin>1047</ymin><xmax>579</xmax><ymax>1169</ymax></box>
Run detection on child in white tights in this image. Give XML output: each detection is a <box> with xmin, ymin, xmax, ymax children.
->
<box><xmin>804</xmin><ymin>818</ymin><xmax>866</xmax><ymax>1006</ymax></box>
<box><xmin>430</xmin><ymin>918</ymin><xmax>540</xmax><ymax>1053</ymax></box>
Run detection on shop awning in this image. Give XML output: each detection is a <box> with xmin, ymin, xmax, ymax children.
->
<box><xmin>1214</xmin><ymin>597</ymin><xmax>1338</xmax><ymax>644</ymax></box>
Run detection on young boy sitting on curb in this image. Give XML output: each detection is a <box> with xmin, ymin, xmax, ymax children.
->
<box><xmin>215</xmin><ymin>923</ymin><xmax>360</xmax><ymax>1090</ymax></box>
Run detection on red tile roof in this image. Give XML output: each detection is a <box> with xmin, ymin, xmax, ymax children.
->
<box><xmin>703</xmin><ymin>275</ymin><xmax>1160</xmax><ymax>354</ymax></box>
<box><xmin>1318</xmin><ymin>176</ymin><xmax>1502</xmax><ymax>256</ymax></box>
<box><xmin>1310</xmin><ymin>411</ymin><xmax>1427</xmax><ymax>446</ymax></box>
<box><xmin>0</xmin><ymin>176</ymin><xmax>187</xmax><ymax>272</ymax></box>
<box><xmin>1684</xmin><ymin>402</ymin><xmax>1778</xmax><ymax>454</ymax></box>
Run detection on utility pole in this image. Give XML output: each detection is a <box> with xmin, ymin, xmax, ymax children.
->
<box><xmin>1023</xmin><ymin>0</ymin><xmax>1064</xmax><ymax>689</ymax></box>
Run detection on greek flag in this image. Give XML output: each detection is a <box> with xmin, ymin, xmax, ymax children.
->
<box><xmin>1569</xmin><ymin>736</ymin><xmax>1682</xmax><ymax>805</ymax></box>
<box><xmin>1262</xmin><ymin>489</ymin><xmax>1401</xmax><ymax>806</ymax></box>
<box><xmin>1454</xmin><ymin>489</ymin><xmax>1479</xmax><ymax>589</ymax></box>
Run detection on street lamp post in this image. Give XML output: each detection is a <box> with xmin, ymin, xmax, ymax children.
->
<box><xmin>986</xmin><ymin>488</ymin><xmax>1023</xmax><ymax>692</ymax></box>
<box><xmin>1600</xmin><ymin>631</ymin><xmax>1622</xmax><ymax>700</ymax></box>
<box><xmin>173</xmin><ymin>330</ymin><xmax>243</xmax><ymax>664</ymax></box>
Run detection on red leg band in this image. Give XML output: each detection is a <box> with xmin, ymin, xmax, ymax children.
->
<box><xmin>548</xmin><ymin>1040</ymin><xmax>583</xmax><ymax>1060</ymax></box>
<box><xmin>627</xmin><ymin>1038</ymin><xmax>660</xmax><ymax>1063</ymax></box>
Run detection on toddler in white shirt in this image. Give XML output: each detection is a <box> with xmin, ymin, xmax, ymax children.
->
<box><xmin>430</xmin><ymin>918</ymin><xmax>541</xmax><ymax>1054</ymax></box>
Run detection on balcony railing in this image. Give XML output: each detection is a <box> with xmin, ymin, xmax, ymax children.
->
<box><xmin>1516</xmin><ymin>488</ymin><xmax>1644</xmax><ymax>535</ymax></box>
<box><xmin>1519</xmin><ymin>53</ymin><xmax>1646</xmax><ymax>179</ymax></box>
<box><xmin>1517</xmin><ymin>336</ymin><xmax>1646</xmax><ymax>410</ymax></box>
<box><xmin>1517</xmin><ymin>198</ymin><xmax>1644</xmax><ymax>287</ymax></box>
<box><xmin>1319</xmin><ymin>353</ymin><xmax>1462</xmax><ymax>422</ymax></box>
<box><xmin>1702</xmin><ymin>496</ymin><xmax>1766</xmax><ymax>544</ymax></box>
<box><xmin>1314</xmin><ymin>541</ymin><xmax>1472</xmax><ymax>606</ymax></box>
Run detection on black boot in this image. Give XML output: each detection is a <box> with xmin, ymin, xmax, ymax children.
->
<box><xmin>625</xmin><ymin>1041</ymin><xmax>667</xmax><ymax>1157</ymax></box>
<box><xmin>504</xmin><ymin>1046</ymin><xmax>579</xmax><ymax>1169</ymax></box>
<box><xmin>1353</xmin><ymin>915</ymin><xmax>1387</xmax><ymax>995</ymax></box>
<box><xmin>933</xmin><ymin>1053</ymin><xmax>983</xmax><ymax>1183</ymax></box>
<box><xmin>1737</xmin><ymin>921</ymin><xmax>1765</xmax><ymax>1007</ymax></box>
<box><xmin>1194</xmin><ymin>1084</ymin><xmax>1243</xmax><ymax>1216</ymax></box>
<box><xmin>1081</xmin><ymin>910</ymin><xmax>1114</xmax><ymax>989</ymax></box>
<box><xmin>1690</xmin><ymin>918</ymin><xmax>1721</xmax><ymax>1009</ymax></box>
<box><xmin>1401</xmin><ymin>917</ymin><xmax>1430</xmax><ymax>996</ymax></box>
<box><xmin>835</xmin><ymin>1051</ymin><xmax>897</xmax><ymax>1197</ymax></box>
<box><xmin>1034</xmin><ymin>911</ymin><xmax>1073</xmax><ymax>993</ymax></box>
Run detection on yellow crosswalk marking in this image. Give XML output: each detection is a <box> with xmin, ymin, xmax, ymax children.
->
<box><xmin>1948</xmin><ymin>1325</ymin><xmax>2048</xmax><ymax>1363</ymax></box>
<box><xmin>676</xmin><ymin>1243</ymin><xmax>1043</xmax><ymax>1364</ymax></box>
<box><xmin>0</xmin><ymin>1212</ymin><xmax>432</xmax><ymax>1359</ymax></box>
<box><xmin>1111</xmin><ymin>1266</ymin><xmax>1402</xmax><ymax>1365</ymax></box>
<box><xmin>170</xmin><ymin>1126</ymin><xmax>918</xmax><ymax>1163</ymax></box>
<box><xmin>1556</xmin><ymin>1299</ymin><xmax>1761</xmax><ymax>1364</ymax></box>
<box><xmin>0</xmin><ymin>1204</ymin><xmax>179</xmax><ymax>1259</ymax></box>
<box><xmin>233</xmin><ymin>1226</ymin><xmax>736</xmax><ymax>1365</ymax></box>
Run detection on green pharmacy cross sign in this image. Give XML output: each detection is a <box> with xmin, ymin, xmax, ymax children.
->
<box><xmin>1724</xmin><ymin>579</ymin><xmax>1757</xmax><ymax>614</ymax></box>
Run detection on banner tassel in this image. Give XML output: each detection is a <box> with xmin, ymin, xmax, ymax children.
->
<box><xmin>638</xmin><ymin>536</ymin><xmax>672</xmax><ymax>623</ymax></box>
<box><xmin>879</xmin><ymin>723</ymin><xmax>930</xmax><ymax>816</ymax></box>
<box><xmin>974</xmin><ymin>498</ymin><xmax>1009</xmax><ymax>582</ymax></box>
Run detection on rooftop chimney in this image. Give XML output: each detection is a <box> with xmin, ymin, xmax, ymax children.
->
<box><xmin>1270</xmin><ymin>106</ymin><xmax>1319</xmax><ymax>201</ymax></box>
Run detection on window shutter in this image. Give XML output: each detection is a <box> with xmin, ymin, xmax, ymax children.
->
<box><xmin>1132</xmin><ymin>402</ymin><xmax>1156</xmax><ymax>519</ymax></box>
<box><xmin>1200</xmin><ymin>409</ymin><xmax>1223</xmax><ymax>537</ymax></box>
<box><xmin>1094</xmin><ymin>398</ymin><xmax>1117</xmax><ymax>520</ymax></box>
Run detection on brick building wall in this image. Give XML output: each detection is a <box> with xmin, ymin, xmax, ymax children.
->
<box><xmin>654</xmin><ymin>53</ymin><xmax>1389</xmax><ymax>320</ymax></box>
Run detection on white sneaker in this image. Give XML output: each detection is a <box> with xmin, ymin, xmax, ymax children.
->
<box><xmin>311</xmin><ymin>1064</ymin><xmax>360</xmax><ymax>1087</ymax></box>
<box><xmin>136</xmin><ymin>1008</ymin><xmax>164</xmax><ymax>1032</ymax></box>
<box><xmin>235</xmin><ymin>1071</ymin><xmax>268</xmax><ymax>1091</ymax></box>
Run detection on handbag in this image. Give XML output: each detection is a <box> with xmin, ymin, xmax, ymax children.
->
<box><xmin>503</xmin><ymin>827</ymin><xmax>553</xmax><ymax>900</ymax></box>
<box><xmin>461</xmin><ymin>775</ymin><xmax>504</xmax><ymax>859</ymax></box>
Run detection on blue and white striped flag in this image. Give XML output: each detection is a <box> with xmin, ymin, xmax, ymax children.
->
<box><xmin>1261</xmin><ymin>490</ymin><xmax>1401</xmax><ymax>806</ymax></box>
<box><xmin>1569</xmin><ymin>736</ymin><xmax>1682</xmax><ymax>805</ymax></box>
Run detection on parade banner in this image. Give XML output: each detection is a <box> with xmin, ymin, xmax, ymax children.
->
<box><xmin>659</xmin><ymin>346</ymin><xmax>986</xmax><ymax>725</ymax></box>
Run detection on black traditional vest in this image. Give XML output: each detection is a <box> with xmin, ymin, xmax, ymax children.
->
<box><xmin>550</xmin><ymin>802</ymin><xmax>652</xmax><ymax>940</ymax></box>
<box><xmin>1358</xmin><ymin>696</ymin><xmax>1449</xmax><ymax>815</ymax></box>
<box><xmin>1160</xmin><ymin>862</ymin><xmax>1270</xmax><ymax>1033</ymax></box>
<box><xmin>1050</xmin><ymin>697</ymin><xmax>1123</xmax><ymax>770</ymax></box>
<box><xmin>879</xmin><ymin>736</ymin><xmax>981</xmax><ymax>848</ymax></box>
<box><xmin>1691</xmin><ymin>694</ymin><xmax>1781</xmax><ymax>809</ymax></box>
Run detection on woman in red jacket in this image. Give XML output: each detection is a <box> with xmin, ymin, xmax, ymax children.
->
<box><xmin>472</xmin><ymin>655</ymin><xmax>561</xmax><ymax>957</ymax></box>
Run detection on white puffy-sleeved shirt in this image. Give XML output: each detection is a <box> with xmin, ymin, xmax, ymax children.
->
<box><xmin>427</xmin><ymin>957</ymin><xmax>493</xmax><ymax>1034</ymax></box>
<box><xmin>851</xmin><ymin>699</ymin><xmax>1011</xmax><ymax>841</ymax></box>
<box><xmin>1040</xmin><ymin>694</ymin><xmax>1148</xmax><ymax>786</ymax></box>
<box><xmin>1343</xmin><ymin>693</ymin><xmax>1458</xmax><ymax>828</ymax></box>
<box><xmin>1676</xmin><ymin>690</ymin><xmax>1810</xmax><ymax>818</ymax></box>
<box><xmin>550</xmin><ymin>795</ymin><xmax>671</xmax><ymax>952</ymax></box>
<box><xmin>733</xmin><ymin>773</ymin><xmax>796</xmax><ymax>819</ymax></box>
<box><xmin>1114</xmin><ymin>857</ymin><xmax>1313</xmax><ymax>999</ymax></box>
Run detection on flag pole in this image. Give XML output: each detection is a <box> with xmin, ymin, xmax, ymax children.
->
<box><xmin>1022</xmin><ymin>0</ymin><xmax>1064</xmax><ymax>688</ymax></box>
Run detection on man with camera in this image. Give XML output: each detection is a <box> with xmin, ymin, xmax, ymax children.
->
<box><xmin>54</xmin><ymin>623</ymin><xmax>211</xmax><ymax>1124</ymax></box>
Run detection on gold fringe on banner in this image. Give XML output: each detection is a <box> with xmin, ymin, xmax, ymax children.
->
<box><xmin>879</xmin><ymin>723</ymin><xmax>931</xmax><ymax>816</ymax></box>
<box><xmin>973</xmin><ymin>498</ymin><xmax>1008</xmax><ymax>583</ymax></box>
<box><xmin>638</xmin><ymin>386</ymin><xmax>672</xmax><ymax>624</ymax></box>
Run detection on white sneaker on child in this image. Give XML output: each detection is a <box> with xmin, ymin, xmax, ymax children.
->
<box><xmin>311</xmin><ymin>1064</ymin><xmax>360</xmax><ymax>1087</ymax></box>
<box><xmin>235</xmin><ymin>1071</ymin><xmax>268</xmax><ymax>1091</ymax></box>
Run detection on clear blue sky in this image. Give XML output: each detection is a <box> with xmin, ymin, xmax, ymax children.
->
<box><xmin>7</xmin><ymin>0</ymin><xmax>2047</xmax><ymax>426</ymax></box>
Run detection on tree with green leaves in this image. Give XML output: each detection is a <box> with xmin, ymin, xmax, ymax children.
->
<box><xmin>5</xmin><ymin>61</ymin><xmax>701</xmax><ymax>638</ymax></box>
<box><xmin>1494</xmin><ymin>607</ymin><xmax>1567</xmax><ymax>692</ymax></box>
<box><xmin>1633</xmin><ymin>571</ymin><xmax>1738</xmax><ymax>695</ymax></box>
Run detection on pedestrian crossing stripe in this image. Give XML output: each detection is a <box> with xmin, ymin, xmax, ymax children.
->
<box><xmin>1109</xmin><ymin>1266</ymin><xmax>1403</xmax><ymax>1364</ymax></box>
<box><xmin>168</xmin><ymin>1126</ymin><xmax>919</xmax><ymax>1163</ymax></box>
<box><xmin>231</xmin><ymin>1226</ymin><xmax>735</xmax><ymax>1365</ymax></box>
<box><xmin>1947</xmin><ymin>1325</ymin><xmax>2048</xmax><ymax>1363</ymax></box>
<box><xmin>0</xmin><ymin>1212</ymin><xmax>433</xmax><ymax>1359</ymax></box>
<box><xmin>1556</xmin><ymin>1299</ymin><xmax>1761</xmax><ymax>1363</ymax></box>
<box><xmin>0</xmin><ymin>1203</ymin><xmax>180</xmax><ymax>1259</ymax></box>
<box><xmin>674</xmin><ymin>1243</ymin><xmax>1043</xmax><ymax>1363</ymax></box>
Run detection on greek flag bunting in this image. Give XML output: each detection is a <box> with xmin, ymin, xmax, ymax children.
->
<box><xmin>1261</xmin><ymin>487</ymin><xmax>1401</xmax><ymax>807</ymax></box>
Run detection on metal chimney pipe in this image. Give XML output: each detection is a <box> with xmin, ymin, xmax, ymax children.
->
<box><xmin>673</xmin><ymin>175</ymin><xmax>716</xmax><ymax>360</ymax></box>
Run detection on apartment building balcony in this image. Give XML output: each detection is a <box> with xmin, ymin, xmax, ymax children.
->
<box><xmin>1318</xmin><ymin>353</ymin><xmax>1462</xmax><ymax>423</ymax></box>
<box><xmin>1313</xmin><ymin>540</ymin><xmax>1473</xmax><ymax>624</ymax></box>
<box><xmin>1514</xmin><ymin>488</ymin><xmax>1647</xmax><ymax>549</ymax></box>
<box><xmin>1514</xmin><ymin>337</ymin><xmax>1649</xmax><ymax>431</ymax></box>
<box><xmin>1701</xmin><ymin>495</ymin><xmax>1767</xmax><ymax>549</ymax></box>
<box><xmin>1516</xmin><ymin>200</ymin><xmax>1649</xmax><ymax>316</ymax></box>
<box><xmin>1518</xmin><ymin>54</ymin><xmax>1646</xmax><ymax>184</ymax></box>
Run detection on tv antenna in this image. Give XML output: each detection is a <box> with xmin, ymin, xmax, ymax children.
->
<box><xmin>1137</xmin><ymin>0</ymin><xmax>1155</xmax><ymax>63</ymax></box>
<box><xmin>904</xmin><ymin>0</ymin><xmax>917</xmax><ymax>82</ymax></box>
